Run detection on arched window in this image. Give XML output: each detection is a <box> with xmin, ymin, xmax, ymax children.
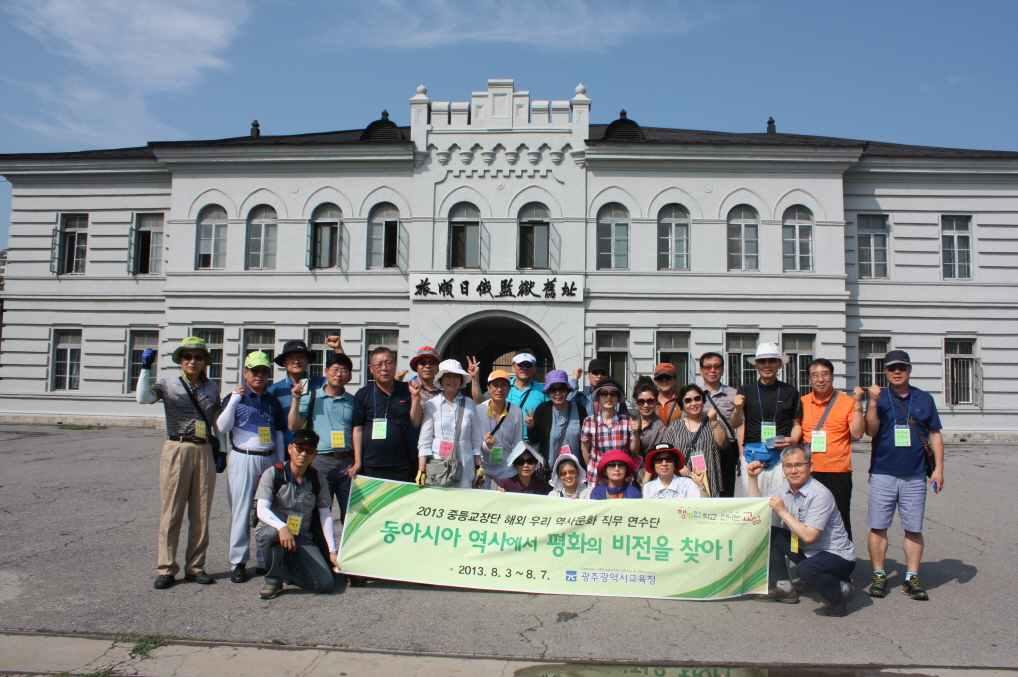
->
<box><xmin>726</xmin><ymin>205</ymin><xmax>758</xmax><ymax>271</ymax></box>
<box><xmin>196</xmin><ymin>204</ymin><xmax>227</xmax><ymax>270</ymax></box>
<box><xmin>596</xmin><ymin>203</ymin><xmax>629</xmax><ymax>270</ymax></box>
<box><xmin>245</xmin><ymin>204</ymin><xmax>277</xmax><ymax>270</ymax></box>
<box><xmin>517</xmin><ymin>202</ymin><xmax>549</xmax><ymax>269</ymax></box>
<box><xmin>309</xmin><ymin>203</ymin><xmax>341</xmax><ymax>269</ymax></box>
<box><xmin>448</xmin><ymin>202</ymin><xmax>480</xmax><ymax>269</ymax></box>
<box><xmin>367</xmin><ymin>203</ymin><xmax>399</xmax><ymax>269</ymax></box>
<box><xmin>657</xmin><ymin>204</ymin><xmax>690</xmax><ymax>271</ymax></box>
<box><xmin>782</xmin><ymin>205</ymin><xmax>814</xmax><ymax>272</ymax></box>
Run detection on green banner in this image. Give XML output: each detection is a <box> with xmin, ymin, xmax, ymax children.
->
<box><xmin>340</xmin><ymin>477</ymin><xmax>771</xmax><ymax>600</ymax></box>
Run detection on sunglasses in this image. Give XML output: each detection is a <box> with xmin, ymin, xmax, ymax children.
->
<box><xmin>293</xmin><ymin>446</ymin><xmax>317</xmax><ymax>455</ymax></box>
<box><xmin>606</xmin><ymin>461</ymin><xmax>628</xmax><ymax>469</ymax></box>
<box><xmin>654</xmin><ymin>456</ymin><xmax>677</xmax><ymax>464</ymax></box>
<box><xmin>179</xmin><ymin>352</ymin><xmax>205</xmax><ymax>362</ymax></box>
<box><xmin>701</xmin><ymin>363</ymin><xmax>722</xmax><ymax>371</ymax></box>
<box><xmin>599</xmin><ymin>391</ymin><xmax>620</xmax><ymax>398</ymax></box>
<box><xmin>683</xmin><ymin>396</ymin><xmax>703</xmax><ymax>404</ymax></box>
<box><xmin>636</xmin><ymin>398</ymin><xmax>657</xmax><ymax>406</ymax></box>
<box><xmin>653</xmin><ymin>374</ymin><xmax>675</xmax><ymax>382</ymax></box>
<box><xmin>758</xmin><ymin>358</ymin><xmax>782</xmax><ymax>365</ymax></box>
<box><xmin>515</xmin><ymin>457</ymin><xmax>538</xmax><ymax>466</ymax></box>
<box><xmin>516</xmin><ymin>362</ymin><xmax>535</xmax><ymax>369</ymax></box>
<box><xmin>886</xmin><ymin>365</ymin><xmax>909</xmax><ymax>373</ymax></box>
<box><xmin>416</xmin><ymin>360</ymin><xmax>438</xmax><ymax>368</ymax></box>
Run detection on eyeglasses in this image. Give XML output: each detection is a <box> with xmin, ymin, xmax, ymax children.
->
<box><xmin>782</xmin><ymin>462</ymin><xmax>808</xmax><ymax>470</ymax></box>
<box><xmin>293</xmin><ymin>446</ymin><xmax>317</xmax><ymax>455</ymax></box>
<box><xmin>417</xmin><ymin>360</ymin><xmax>438</xmax><ymax>368</ymax></box>
<box><xmin>548</xmin><ymin>388</ymin><xmax>570</xmax><ymax>395</ymax></box>
<box><xmin>558</xmin><ymin>468</ymin><xmax>578</xmax><ymax>476</ymax></box>
<box><xmin>636</xmin><ymin>398</ymin><xmax>657</xmax><ymax>406</ymax></box>
<box><xmin>683</xmin><ymin>396</ymin><xmax>703</xmax><ymax>404</ymax></box>
<box><xmin>516</xmin><ymin>362</ymin><xmax>535</xmax><ymax>369</ymax></box>
<box><xmin>653</xmin><ymin>374</ymin><xmax>675</xmax><ymax>382</ymax></box>
<box><xmin>886</xmin><ymin>365</ymin><xmax>909</xmax><ymax>373</ymax></box>
<box><xmin>372</xmin><ymin>359</ymin><xmax>395</xmax><ymax>368</ymax></box>
<box><xmin>599</xmin><ymin>391</ymin><xmax>620</xmax><ymax>398</ymax></box>
<box><xmin>701</xmin><ymin>363</ymin><xmax>722</xmax><ymax>371</ymax></box>
<box><xmin>179</xmin><ymin>352</ymin><xmax>205</xmax><ymax>362</ymax></box>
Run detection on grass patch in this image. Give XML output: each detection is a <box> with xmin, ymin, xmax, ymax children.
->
<box><xmin>127</xmin><ymin>635</ymin><xmax>166</xmax><ymax>659</ymax></box>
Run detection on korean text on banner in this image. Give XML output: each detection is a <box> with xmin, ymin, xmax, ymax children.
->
<box><xmin>340</xmin><ymin>477</ymin><xmax>771</xmax><ymax>600</ymax></box>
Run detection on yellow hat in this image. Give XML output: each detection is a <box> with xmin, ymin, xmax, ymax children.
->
<box><xmin>487</xmin><ymin>369</ymin><xmax>512</xmax><ymax>384</ymax></box>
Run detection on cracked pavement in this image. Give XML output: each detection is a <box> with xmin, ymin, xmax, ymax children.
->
<box><xmin>0</xmin><ymin>425</ymin><xmax>1015</xmax><ymax>669</ymax></box>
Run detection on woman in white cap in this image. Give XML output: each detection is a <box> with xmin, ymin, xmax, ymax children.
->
<box><xmin>477</xmin><ymin>369</ymin><xmax>523</xmax><ymax>488</ymax></box>
<box><xmin>496</xmin><ymin>441</ymin><xmax>551</xmax><ymax>494</ymax></box>
<box><xmin>417</xmin><ymin>359</ymin><xmax>484</xmax><ymax>489</ymax></box>
<box><xmin>547</xmin><ymin>452</ymin><xmax>590</xmax><ymax>499</ymax></box>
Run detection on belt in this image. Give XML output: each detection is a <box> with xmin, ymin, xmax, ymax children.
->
<box><xmin>167</xmin><ymin>435</ymin><xmax>208</xmax><ymax>444</ymax></box>
<box><xmin>318</xmin><ymin>449</ymin><xmax>354</xmax><ymax>456</ymax></box>
<box><xmin>231</xmin><ymin>446</ymin><xmax>274</xmax><ymax>456</ymax></box>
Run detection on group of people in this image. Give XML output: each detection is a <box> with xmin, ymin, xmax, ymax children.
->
<box><xmin>136</xmin><ymin>334</ymin><xmax>945</xmax><ymax>616</ymax></box>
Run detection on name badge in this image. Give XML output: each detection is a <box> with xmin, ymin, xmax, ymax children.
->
<box><xmin>330</xmin><ymin>430</ymin><xmax>346</xmax><ymax>449</ymax></box>
<box><xmin>258</xmin><ymin>426</ymin><xmax>272</xmax><ymax>446</ymax></box>
<box><xmin>790</xmin><ymin>533</ymin><xmax>800</xmax><ymax>554</ymax></box>
<box><xmin>194</xmin><ymin>420</ymin><xmax>207</xmax><ymax>440</ymax></box>
<box><xmin>690</xmin><ymin>453</ymin><xmax>707</xmax><ymax>474</ymax></box>
<box><xmin>286</xmin><ymin>514</ymin><xmax>303</xmax><ymax>536</ymax></box>
<box><xmin>894</xmin><ymin>425</ymin><xmax>911</xmax><ymax>447</ymax></box>
<box><xmin>371</xmin><ymin>419</ymin><xmax>388</xmax><ymax>440</ymax></box>
<box><xmin>811</xmin><ymin>430</ymin><xmax>828</xmax><ymax>453</ymax></box>
<box><xmin>761</xmin><ymin>421</ymin><xmax>777</xmax><ymax>441</ymax></box>
<box><xmin>438</xmin><ymin>439</ymin><xmax>454</xmax><ymax>459</ymax></box>
<box><xmin>489</xmin><ymin>446</ymin><xmax>504</xmax><ymax>464</ymax></box>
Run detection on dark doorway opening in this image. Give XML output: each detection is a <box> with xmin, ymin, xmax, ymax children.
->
<box><xmin>440</xmin><ymin>314</ymin><xmax>555</xmax><ymax>386</ymax></box>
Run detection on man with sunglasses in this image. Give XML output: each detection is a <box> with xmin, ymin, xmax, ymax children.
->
<box><xmin>864</xmin><ymin>350</ymin><xmax>944</xmax><ymax>601</ymax></box>
<box><xmin>652</xmin><ymin>363</ymin><xmax>683</xmax><ymax>424</ymax></box>
<box><xmin>569</xmin><ymin>358</ymin><xmax>627</xmax><ymax>416</ymax></box>
<box><xmin>505</xmin><ymin>352</ymin><xmax>548</xmax><ymax>441</ymax></box>
<box><xmin>698</xmin><ymin>352</ymin><xmax>745</xmax><ymax>497</ymax></box>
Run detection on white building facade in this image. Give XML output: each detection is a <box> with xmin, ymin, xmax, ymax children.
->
<box><xmin>1</xmin><ymin>78</ymin><xmax>1016</xmax><ymax>439</ymax></box>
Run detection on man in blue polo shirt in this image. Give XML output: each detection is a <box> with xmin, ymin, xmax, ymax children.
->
<box><xmin>864</xmin><ymin>350</ymin><xmax>945</xmax><ymax>601</ymax></box>
<box><xmin>288</xmin><ymin>352</ymin><xmax>363</xmax><ymax>523</ymax></box>
<box><xmin>268</xmin><ymin>337</ymin><xmax>343</xmax><ymax>443</ymax></box>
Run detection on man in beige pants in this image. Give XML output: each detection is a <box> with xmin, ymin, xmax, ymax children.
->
<box><xmin>136</xmin><ymin>336</ymin><xmax>223</xmax><ymax>589</ymax></box>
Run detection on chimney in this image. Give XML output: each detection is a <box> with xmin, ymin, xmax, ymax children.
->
<box><xmin>250</xmin><ymin>120</ymin><xmax>261</xmax><ymax>137</ymax></box>
<box><xmin>766</xmin><ymin>116</ymin><xmax>776</xmax><ymax>134</ymax></box>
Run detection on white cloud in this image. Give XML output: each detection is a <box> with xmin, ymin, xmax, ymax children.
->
<box><xmin>2</xmin><ymin>0</ymin><xmax>249</xmax><ymax>146</ymax></box>
<box><xmin>326</xmin><ymin>0</ymin><xmax>716</xmax><ymax>50</ymax></box>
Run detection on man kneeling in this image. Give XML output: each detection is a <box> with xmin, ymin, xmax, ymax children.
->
<box><xmin>255</xmin><ymin>429</ymin><xmax>338</xmax><ymax>599</ymax></box>
<box><xmin>747</xmin><ymin>446</ymin><xmax>855</xmax><ymax>616</ymax></box>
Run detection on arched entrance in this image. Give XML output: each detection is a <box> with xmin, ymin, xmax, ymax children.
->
<box><xmin>438</xmin><ymin>312</ymin><xmax>555</xmax><ymax>384</ymax></box>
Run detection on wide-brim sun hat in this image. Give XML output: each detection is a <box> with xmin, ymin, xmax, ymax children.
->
<box><xmin>410</xmin><ymin>345</ymin><xmax>440</xmax><ymax>371</ymax></box>
<box><xmin>543</xmin><ymin>369</ymin><xmax>573</xmax><ymax>393</ymax></box>
<box><xmin>644</xmin><ymin>443</ymin><xmax>686</xmax><ymax>475</ymax></box>
<box><xmin>274</xmin><ymin>339</ymin><xmax>313</xmax><ymax>367</ymax></box>
<box><xmin>172</xmin><ymin>336</ymin><xmax>211</xmax><ymax>364</ymax></box>
<box><xmin>435</xmin><ymin>358</ymin><xmax>469</xmax><ymax>383</ymax></box>
<box><xmin>754</xmin><ymin>342</ymin><xmax>788</xmax><ymax>365</ymax></box>
<box><xmin>597</xmin><ymin>449</ymin><xmax>638</xmax><ymax>478</ymax></box>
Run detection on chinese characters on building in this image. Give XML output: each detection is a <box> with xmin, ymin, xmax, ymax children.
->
<box><xmin>411</xmin><ymin>274</ymin><xmax>583</xmax><ymax>302</ymax></box>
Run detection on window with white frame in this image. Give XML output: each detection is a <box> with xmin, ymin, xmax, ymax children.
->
<box><xmin>942</xmin><ymin>215</ymin><xmax>972</xmax><ymax>280</ymax></box>
<box><xmin>596</xmin><ymin>203</ymin><xmax>629</xmax><ymax>270</ymax></box>
<box><xmin>448</xmin><ymin>202</ymin><xmax>480</xmax><ymax>269</ymax></box>
<box><xmin>782</xmin><ymin>334</ymin><xmax>815</xmax><ymax>395</ymax></box>
<box><xmin>365</xmin><ymin>329</ymin><xmax>399</xmax><ymax>382</ymax></box>
<box><xmin>596</xmin><ymin>330</ymin><xmax>630</xmax><ymax>389</ymax></box>
<box><xmin>307</xmin><ymin>328</ymin><xmax>342</xmax><ymax>379</ymax></box>
<box><xmin>51</xmin><ymin>329</ymin><xmax>82</xmax><ymax>390</ymax></box>
<box><xmin>245</xmin><ymin>205</ymin><xmax>278</xmax><ymax>270</ymax></box>
<box><xmin>243</xmin><ymin>328</ymin><xmax>276</xmax><ymax>367</ymax></box>
<box><xmin>657</xmin><ymin>204</ymin><xmax>690</xmax><ymax>271</ymax></box>
<box><xmin>127</xmin><ymin>330</ymin><xmax>158</xmax><ymax>391</ymax></box>
<box><xmin>945</xmin><ymin>338</ymin><xmax>978</xmax><ymax>405</ymax></box>
<box><xmin>309</xmin><ymin>203</ymin><xmax>341</xmax><ymax>270</ymax></box>
<box><xmin>517</xmin><ymin>202</ymin><xmax>550</xmax><ymax>269</ymax></box>
<box><xmin>727</xmin><ymin>205</ymin><xmax>759</xmax><ymax>271</ymax></box>
<box><xmin>191</xmin><ymin>327</ymin><xmax>224</xmax><ymax>385</ymax></box>
<box><xmin>857</xmin><ymin>214</ymin><xmax>888</xmax><ymax>279</ymax></box>
<box><xmin>657</xmin><ymin>331</ymin><xmax>690</xmax><ymax>383</ymax></box>
<box><xmin>130</xmin><ymin>213</ymin><xmax>163</xmax><ymax>275</ymax></box>
<box><xmin>367</xmin><ymin>203</ymin><xmax>399</xmax><ymax>269</ymax></box>
<box><xmin>782</xmin><ymin>206</ymin><xmax>814</xmax><ymax>272</ymax></box>
<box><xmin>56</xmin><ymin>213</ymin><xmax>88</xmax><ymax>275</ymax></box>
<box><xmin>858</xmin><ymin>337</ymin><xmax>888</xmax><ymax>388</ymax></box>
<box><xmin>196</xmin><ymin>205</ymin><xmax>227</xmax><ymax>270</ymax></box>
<box><xmin>726</xmin><ymin>333</ymin><xmax>759</xmax><ymax>389</ymax></box>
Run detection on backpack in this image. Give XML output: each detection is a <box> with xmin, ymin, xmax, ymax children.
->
<box><xmin>252</xmin><ymin>463</ymin><xmax>329</xmax><ymax>561</ymax></box>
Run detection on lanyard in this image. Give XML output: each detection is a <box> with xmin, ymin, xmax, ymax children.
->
<box><xmin>322</xmin><ymin>389</ymin><xmax>348</xmax><ymax>431</ymax></box>
<box><xmin>886</xmin><ymin>388</ymin><xmax>912</xmax><ymax>426</ymax></box>
<box><xmin>371</xmin><ymin>383</ymin><xmax>393</xmax><ymax>421</ymax></box>
<box><xmin>757</xmin><ymin>382</ymin><xmax>779</xmax><ymax>422</ymax></box>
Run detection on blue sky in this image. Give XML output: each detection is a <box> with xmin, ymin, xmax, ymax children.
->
<box><xmin>2</xmin><ymin>0</ymin><xmax>1017</xmax><ymax>249</ymax></box>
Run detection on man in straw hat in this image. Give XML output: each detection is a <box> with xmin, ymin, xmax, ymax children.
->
<box><xmin>136</xmin><ymin>336</ymin><xmax>223</xmax><ymax>590</ymax></box>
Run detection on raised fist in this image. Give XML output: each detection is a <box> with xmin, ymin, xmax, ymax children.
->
<box><xmin>746</xmin><ymin>460</ymin><xmax>764</xmax><ymax>477</ymax></box>
<box><xmin>141</xmin><ymin>348</ymin><xmax>157</xmax><ymax>369</ymax></box>
<box><xmin>852</xmin><ymin>386</ymin><xmax>865</xmax><ymax>401</ymax></box>
<box><xmin>867</xmin><ymin>384</ymin><xmax>882</xmax><ymax>401</ymax></box>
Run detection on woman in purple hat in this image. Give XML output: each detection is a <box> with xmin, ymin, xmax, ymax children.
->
<box><xmin>528</xmin><ymin>369</ymin><xmax>587</xmax><ymax>471</ymax></box>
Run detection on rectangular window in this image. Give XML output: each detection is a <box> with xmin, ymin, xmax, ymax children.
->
<box><xmin>945</xmin><ymin>338</ymin><xmax>977</xmax><ymax>405</ymax></box>
<box><xmin>313</xmin><ymin>222</ymin><xmax>339</xmax><ymax>269</ymax></box>
<box><xmin>782</xmin><ymin>334</ymin><xmax>815</xmax><ymax>395</ymax></box>
<box><xmin>246</xmin><ymin>222</ymin><xmax>278</xmax><ymax>270</ymax></box>
<box><xmin>942</xmin><ymin>215</ymin><xmax>972</xmax><ymax>280</ymax></box>
<box><xmin>191</xmin><ymin>327</ymin><xmax>224</xmax><ymax>385</ymax></box>
<box><xmin>727</xmin><ymin>223</ymin><xmax>758</xmax><ymax>271</ymax></box>
<box><xmin>51</xmin><ymin>329</ymin><xmax>82</xmax><ymax>390</ymax></box>
<box><xmin>58</xmin><ymin>213</ymin><xmax>88</xmax><ymax>274</ymax></box>
<box><xmin>243</xmin><ymin>328</ymin><xmax>276</xmax><ymax>367</ymax></box>
<box><xmin>449</xmin><ymin>222</ymin><xmax>480</xmax><ymax>269</ymax></box>
<box><xmin>365</xmin><ymin>329</ymin><xmax>399</xmax><ymax>382</ymax></box>
<box><xmin>597</xmin><ymin>222</ymin><xmax>628</xmax><ymax>270</ymax></box>
<box><xmin>782</xmin><ymin>224</ymin><xmax>813</xmax><ymax>272</ymax></box>
<box><xmin>127</xmin><ymin>330</ymin><xmax>158</xmax><ymax>391</ymax></box>
<box><xmin>596</xmin><ymin>330</ymin><xmax>630</xmax><ymax>389</ymax></box>
<box><xmin>657</xmin><ymin>331</ymin><xmax>690</xmax><ymax>382</ymax></box>
<box><xmin>132</xmin><ymin>213</ymin><xmax>164</xmax><ymax>275</ymax></box>
<box><xmin>857</xmin><ymin>214</ymin><xmax>888</xmax><ymax>279</ymax></box>
<box><xmin>726</xmin><ymin>333</ymin><xmax>759</xmax><ymax>389</ymax></box>
<box><xmin>657</xmin><ymin>222</ymin><xmax>689</xmax><ymax>270</ymax></box>
<box><xmin>368</xmin><ymin>220</ymin><xmax>398</xmax><ymax>269</ymax></box>
<box><xmin>196</xmin><ymin>223</ymin><xmax>227</xmax><ymax>270</ymax></box>
<box><xmin>307</xmin><ymin>328</ymin><xmax>342</xmax><ymax>379</ymax></box>
<box><xmin>518</xmin><ymin>223</ymin><xmax>549</xmax><ymax>269</ymax></box>
<box><xmin>858</xmin><ymin>337</ymin><xmax>888</xmax><ymax>388</ymax></box>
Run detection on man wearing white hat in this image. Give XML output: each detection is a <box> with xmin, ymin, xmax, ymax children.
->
<box><xmin>508</xmin><ymin>351</ymin><xmax>548</xmax><ymax>440</ymax></box>
<box><xmin>736</xmin><ymin>342</ymin><xmax>802</xmax><ymax>498</ymax></box>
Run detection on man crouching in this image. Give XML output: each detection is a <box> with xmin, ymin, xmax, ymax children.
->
<box><xmin>747</xmin><ymin>446</ymin><xmax>855</xmax><ymax>616</ymax></box>
<box><xmin>255</xmin><ymin>429</ymin><xmax>338</xmax><ymax>600</ymax></box>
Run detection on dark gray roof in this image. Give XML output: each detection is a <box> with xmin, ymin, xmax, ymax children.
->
<box><xmin>0</xmin><ymin>146</ymin><xmax>155</xmax><ymax>161</ymax></box>
<box><xmin>149</xmin><ymin>126</ymin><xmax>410</xmax><ymax>149</ymax></box>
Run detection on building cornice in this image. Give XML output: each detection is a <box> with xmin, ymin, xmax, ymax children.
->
<box><xmin>0</xmin><ymin>159</ymin><xmax>166</xmax><ymax>177</ymax></box>
<box><xmin>847</xmin><ymin>156</ymin><xmax>1018</xmax><ymax>175</ymax></box>
<box><xmin>150</xmin><ymin>144</ymin><xmax>414</xmax><ymax>165</ymax></box>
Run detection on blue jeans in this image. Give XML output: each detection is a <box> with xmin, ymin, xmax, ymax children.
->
<box><xmin>770</xmin><ymin>527</ymin><xmax>855</xmax><ymax>605</ymax></box>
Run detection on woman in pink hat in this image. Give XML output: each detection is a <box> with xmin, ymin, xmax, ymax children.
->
<box><xmin>407</xmin><ymin>345</ymin><xmax>441</xmax><ymax>398</ymax></box>
<box><xmin>589</xmin><ymin>449</ymin><xmax>642</xmax><ymax>500</ymax></box>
